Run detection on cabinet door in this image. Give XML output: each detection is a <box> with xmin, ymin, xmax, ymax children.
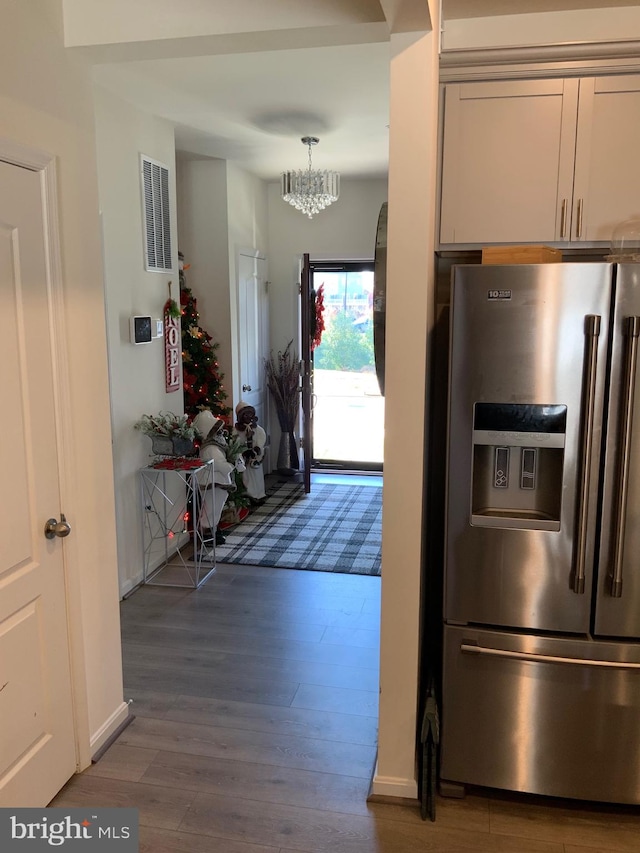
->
<box><xmin>439</xmin><ymin>79</ymin><xmax>578</xmax><ymax>245</ymax></box>
<box><xmin>573</xmin><ymin>75</ymin><xmax>640</xmax><ymax>242</ymax></box>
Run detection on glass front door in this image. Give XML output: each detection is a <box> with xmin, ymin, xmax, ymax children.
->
<box><xmin>311</xmin><ymin>262</ymin><xmax>384</xmax><ymax>470</ymax></box>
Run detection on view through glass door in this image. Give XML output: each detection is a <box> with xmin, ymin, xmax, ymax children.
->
<box><xmin>310</xmin><ymin>261</ymin><xmax>384</xmax><ymax>470</ymax></box>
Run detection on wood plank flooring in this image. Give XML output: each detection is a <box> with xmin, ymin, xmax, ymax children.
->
<box><xmin>51</xmin><ymin>562</ymin><xmax>640</xmax><ymax>852</ymax></box>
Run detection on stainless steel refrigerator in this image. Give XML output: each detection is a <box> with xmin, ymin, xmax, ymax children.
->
<box><xmin>441</xmin><ymin>262</ymin><xmax>640</xmax><ymax>804</ymax></box>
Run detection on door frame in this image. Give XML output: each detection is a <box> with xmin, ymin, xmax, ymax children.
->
<box><xmin>235</xmin><ymin>247</ymin><xmax>270</xmax><ymax>465</ymax></box>
<box><xmin>1</xmin><ymin>137</ymin><xmax>90</xmax><ymax>770</ymax></box>
<box><xmin>300</xmin><ymin>254</ymin><xmax>312</xmax><ymax>492</ymax></box>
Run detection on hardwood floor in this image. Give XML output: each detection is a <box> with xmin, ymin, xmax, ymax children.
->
<box><xmin>51</xmin><ymin>562</ymin><xmax>640</xmax><ymax>852</ymax></box>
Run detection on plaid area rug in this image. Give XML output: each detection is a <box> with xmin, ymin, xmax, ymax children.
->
<box><xmin>214</xmin><ymin>481</ymin><xmax>382</xmax><ymax>575</ymax></box>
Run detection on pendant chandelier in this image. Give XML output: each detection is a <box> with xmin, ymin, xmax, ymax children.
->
<box><xmin>281</xmin><ymin>136</ymin><xmax>340</xmax><ymax>219</ymax></box>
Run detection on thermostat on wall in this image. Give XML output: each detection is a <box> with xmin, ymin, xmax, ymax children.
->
<box><xmin>130</xmin><ymin>315</ymin><xmax>153</xmax><ymax>344</ymax></box>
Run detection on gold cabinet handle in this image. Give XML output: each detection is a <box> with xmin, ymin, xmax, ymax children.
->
<box><xmin>576</xmin><ymin>198</ymin><xmax>584</xmax><ymax>239</ymax></box>
<box><xmin>560</xmin><ymin>198</ymin><xmax>567</xmax><ymax>239</ymax></box>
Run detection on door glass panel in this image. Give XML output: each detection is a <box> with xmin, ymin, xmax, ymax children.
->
<box><xmin>312</xmin><ymin>268</ymin><xmax>384</xmax><ymax>467</ymax></box>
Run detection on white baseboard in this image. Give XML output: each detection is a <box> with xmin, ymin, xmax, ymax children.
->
<box><xmin>370</xmin><ymin>764</ymin><xmax>419</xmax><ymax>799</ymax></box>
<box><xmin>119</xmin><ymin>575</ymin><xmax>142</xmax><ymax>598</ymax></box>
<box><xmin>119</xmin><ymin>534</ymin><xmax>189</xmax><ymax>599</ymax></box>
<box><xmin>89</xmin><ymin>701</ymin><xmax>131</xmax><ymax>757</ymax></box>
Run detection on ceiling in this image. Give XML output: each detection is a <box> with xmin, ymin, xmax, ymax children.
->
<box><xmin>93</xmin><ymin>40</ymin><xmax>391</xmax><ymax>181</ymax></box>
<box><xmin>90</xmin><ymin>1</ymin><xmax>635</xmax><ymax>182</ymax></box>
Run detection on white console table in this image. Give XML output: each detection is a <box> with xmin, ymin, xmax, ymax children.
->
<box><xmin>139</xmin><ymin>459</ymin><xmax>216</xmax><ymax>588</ymax></box>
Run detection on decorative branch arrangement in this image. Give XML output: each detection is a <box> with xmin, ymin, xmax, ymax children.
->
<box><xmin>265</xmin><ymin>340</ymin><xmax>300</xmax><ymax>432</ymax></box>
<box><xmin>134</xmin><ymin>412</ymin><xmax>195</xmax><ymax>440</ymax></box>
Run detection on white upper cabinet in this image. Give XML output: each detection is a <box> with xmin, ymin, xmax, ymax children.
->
<box><xmin>439</xmin><ymin>75</ymin><xmax>640</xmax><ymax>247</ymax></box>
<box><xmin>573</xmin><ymin>76</ymin><xmax>640</xmax><ymax>242</ymax></box>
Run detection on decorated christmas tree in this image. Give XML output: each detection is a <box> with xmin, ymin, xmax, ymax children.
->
<box><xmin>179</xmin><ymin>253</ymin><xmax>232</xmax><ymax>420</ymax></box>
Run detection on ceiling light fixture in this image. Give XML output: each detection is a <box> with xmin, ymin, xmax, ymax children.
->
<box><xmin>281</xmin><ymin>136</ymin><xmax>340</xmax><ymax>219</ymax></box>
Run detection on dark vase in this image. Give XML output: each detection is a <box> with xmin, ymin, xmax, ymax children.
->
<box><xmin>277</xmin><ymin>430</ymin><xmax>299</xmax><ymax>475</ymax></box>
<box><xmin>151</xmin><ymin>435</ymin><xmax>195</xmax><ymax>457</ymax></box>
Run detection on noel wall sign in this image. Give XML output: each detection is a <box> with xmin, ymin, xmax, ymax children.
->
<box><xmin>164</xmin><ymin>297</ymin><xmax>181</xmax><ymax>393</ymax></box>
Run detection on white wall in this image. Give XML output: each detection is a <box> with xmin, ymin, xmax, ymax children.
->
<box><xmin>176</xmin><ymin>158</ymin><xmax>269</xmax><ymax>418</ymax></box>
<box><xmin>86</xmin><ymin>147</ymin><xmax>269</xmax><ymax>599</ymax></box>
<box><xmin>373</xmin><ymin>23</ymin><xmax>440</xmax><ymax>797</ymax></box>
<box><xmin>93</xmin><ymin>86</ymin><xmax>181</xmax><ymax>596</ymax></box>
<box><xmin>0</xmin><ymin>0</ymin><xmax>125</xmax><ymax>760</ymax></box>
<box><xmin>176</xmin><ymin>157</ymin><xmax>232</xmax><ymax>406</ymax></box>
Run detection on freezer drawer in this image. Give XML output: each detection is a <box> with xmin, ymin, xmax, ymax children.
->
<box><xmin>441</xmin><ymin>625</ymin><xmax>640</xmax><ymax>804</ymax></box>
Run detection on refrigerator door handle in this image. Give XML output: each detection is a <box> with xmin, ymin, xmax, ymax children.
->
<box><xmin>610</xmin><ymin>315</ymin><xmax>640</xmax><ymax>598</ymax></box>
<box><xmin>460</xmin><ymin>643</ymin><xmax>640</xmax><ymax>670</ymax></box>
<box><xmin>573</xmin><ymin>314</ymin><xmax>601</xmax><ymax>594</ymax></box>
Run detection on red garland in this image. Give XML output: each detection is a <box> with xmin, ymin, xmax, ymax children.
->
<box><xmin>152</xmin><ymin>457</ymin><xmax>203</xmax><ymax>470</ymax></box>
<box><xmin>312</xmin><ymin>284</ymin><xmax>325</xmax><ymax>350</ymax></box>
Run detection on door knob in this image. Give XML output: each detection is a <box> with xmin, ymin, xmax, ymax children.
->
<box><xmin>242</xmin><ymin>384</ymin><xmax>252</xmax><ymax>392</ymax></box>
<box><xmin>44</xmin><ymin>513</ymin><xmax>71</xmax><ymax>540</ymax></box>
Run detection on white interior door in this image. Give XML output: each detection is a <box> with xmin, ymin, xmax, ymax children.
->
<box><xmin>238</xmin><ymin>251</ymin><xmax>268</xmax><ymax>431</ymax></box>
<box><xmin>0</xmin><ymin>159</ymin><xmax>76</xmax><ymax>805</ymax></box>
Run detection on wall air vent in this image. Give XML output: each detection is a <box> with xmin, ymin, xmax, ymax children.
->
<box><xmin>140</xmin><ymin>155</ymin><xmax>172</xmax><ymax>272</ymax></box>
